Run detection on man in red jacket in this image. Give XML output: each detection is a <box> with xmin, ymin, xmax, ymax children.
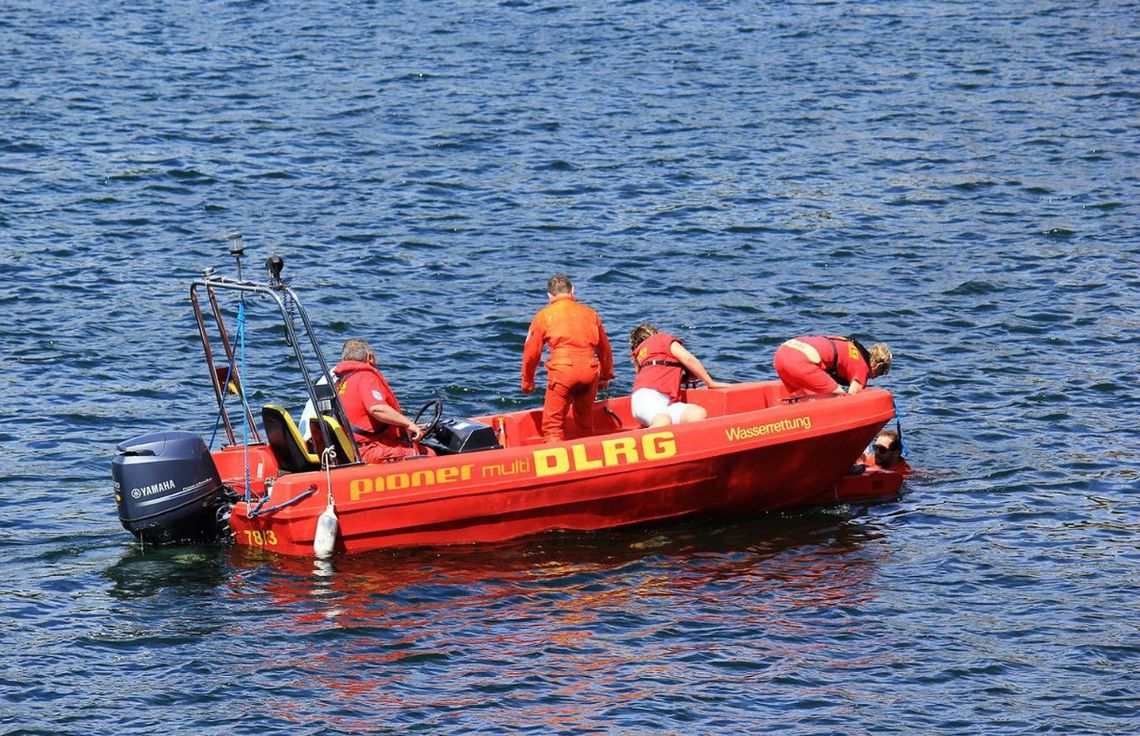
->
<box><xmin>521</xmin><ymin>274</ymin><xmax>614</xmax><ymax>442</ymax></box>
<box><xmin>334</xmin><ymin>339</ymin><xmax>428</xmax><ymax>463</ymax></box>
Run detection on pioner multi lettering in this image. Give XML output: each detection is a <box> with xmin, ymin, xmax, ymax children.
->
<box><xmin>347</xmin><ymin>432</ymin><xmax>682</xmax><ymax>499</ymax></box>
<box><xmin>350</xmin><ymin>464</ymin><xmax>475</xmax><ymax>501</ymax></box>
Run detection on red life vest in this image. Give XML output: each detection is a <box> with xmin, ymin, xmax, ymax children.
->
<box><xmin>333</xmin><ymin>360</ymin><xmax>405</xmax><ymax>445</ymax></box>
<box><xmin>632</xmin><ymin>332</ymin><xmax>686</xmax><ymax>402</ymax></box>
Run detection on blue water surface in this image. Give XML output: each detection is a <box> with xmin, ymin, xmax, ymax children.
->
<box><xmin>2</xmin><ymin>1</ymin><xmax>1138</xmax><ymax>733</ymax></box>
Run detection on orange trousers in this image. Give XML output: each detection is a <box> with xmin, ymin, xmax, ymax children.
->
<box><xmin>541</xmin><ymin>361</ymin><xmax>599</xmax><ymax>441</ymax></box>
<box><xmin>359</xmin><ymin>441</ymin><xmax>434</xmax><ymax>464</ymax></box>
<box><xmin>773</xmin><ymin>343</ymin><xmax>839</xmax><ymax>395</ymax></box>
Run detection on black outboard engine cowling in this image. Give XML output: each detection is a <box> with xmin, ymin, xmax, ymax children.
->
<box><xmin>112</xmin><ymin>431</ymin><xmax>233</xmax><ymax>546</ymax></box>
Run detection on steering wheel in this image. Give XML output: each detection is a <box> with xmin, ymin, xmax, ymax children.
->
<box><xmin>411</xmin><ymin>398</ymin><xmax>445</xmax><ymax>442</ymax></box>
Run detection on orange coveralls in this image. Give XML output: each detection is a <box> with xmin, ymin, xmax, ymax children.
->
<box><xmin>521</xmin><ymin>294</ymin><xmax>614</xmax><ymax>442</ymax></box>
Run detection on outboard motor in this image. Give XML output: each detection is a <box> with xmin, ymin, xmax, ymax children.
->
<box><xmin>112</xmin><ymin>431</ymin><xmax>233</xmax><ymax>546</ymax></box>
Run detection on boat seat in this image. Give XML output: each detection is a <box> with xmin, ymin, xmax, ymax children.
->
<box><xmin>261</xmin><ymin>405</ymin><xmax>320</xmax><ymax>473</ymax></box>
<box><xmin>309</xmin><ymin>415</ymin><xmax>360</xmax><ymax>465</ymax></box>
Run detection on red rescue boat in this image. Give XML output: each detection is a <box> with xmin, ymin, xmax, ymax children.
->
<box><xmin>111</xmin><ymin>244</ymin><xmax>903</xmax><ymax>558</ymax></box>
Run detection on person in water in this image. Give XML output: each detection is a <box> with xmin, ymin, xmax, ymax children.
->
<box><xmin>773</xmin><ymin>335</ymin><xmax>892</xmax><ymax>395</ymax></box>
<box><xmin>861</xmin><ymin>429</ymin><xmax>912</xmax><ymax>473</ymax></box>
<box><xmin>629</xmin><ymin>323</ymin><xmax>728</xmax><ymax>427</ymax></box>
<box><xmin>521</xmin><ymin>274</ymin><xmax>615</xmax><ymax>442</ymax></box>
<box><xmin>334</xmin><ymin>338</ymin><xmax>429</xmax><ymax>463</ymax></box>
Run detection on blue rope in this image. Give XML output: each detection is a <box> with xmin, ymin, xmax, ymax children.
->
<box><xmin>893</xmin><ymin>396</ymin><xmax>909</xmax><ymax>458</ymax></box>
<box><xmin>247</xmin><ymin>485</ymin><xmax>318</xmax><ymax>518</ymax></box>
<box><xmin>245</xmin><ymin>491</ymin><xmax>271</xmax><ymax>517</ymax></box>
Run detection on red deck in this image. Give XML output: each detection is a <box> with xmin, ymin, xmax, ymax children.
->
<box><xmin>217</xmin><ymin>381</ymin><xmax>899</xmax><ymax>557</ymax></box>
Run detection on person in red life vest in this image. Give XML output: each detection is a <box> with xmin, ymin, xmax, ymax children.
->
<box><xmin>521</xmin><ymin>274</ymin><xmax>615</xmax><ymax>442</ymax></box>
<box><xmin>333</xmin><ymin>338</ymin><xmax>431</xmax><ymax>463</ymax></box>
<box><xmin>628</xmin><ymin>322</ymin><xmax>728</xmax><ymax>427</ymax></box>
<box><xmin>861</xmin><ymin>429</ymin><xmax>912</xmax><ymax>473</ymax></box>
<box><xmin>773</xmin><ymin>335</ymin><xmax>892</xmax><ymax>396</ymax></box>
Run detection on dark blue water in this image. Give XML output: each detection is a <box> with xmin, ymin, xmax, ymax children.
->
<box><xmin>3</xmin><ymin>0</ymin><xmax>1138</xmax><ymax>732</ymax></box>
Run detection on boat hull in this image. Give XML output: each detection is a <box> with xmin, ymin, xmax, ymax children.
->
<box><xmin>222</xmin><ymin>382</ymin><xmax>899</xmax><ymax>557</ymax></box>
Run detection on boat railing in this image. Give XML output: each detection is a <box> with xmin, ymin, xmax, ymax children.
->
<box><xmin>189</xmin><ymin>236</ymin><xmax>360</xmax><ymax>466</ymax></box>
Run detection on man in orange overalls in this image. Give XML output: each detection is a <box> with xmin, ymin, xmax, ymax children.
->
<box><xmin>521</xmin><ymin>274</ymin><xmax>614</xmax><ymax>442</ymax></box>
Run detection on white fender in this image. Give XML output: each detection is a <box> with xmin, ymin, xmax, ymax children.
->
<box><xmin>313</xmin><ymin>500</ymin><xmax>339</xmax><ymax>558</ymax></box>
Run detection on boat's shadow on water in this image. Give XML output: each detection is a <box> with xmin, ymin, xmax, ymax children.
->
<box><xmin>102</xmin><ymin>505</ymin><xmax>894</xmax><ymax>620</ymax></box>
<box><xmin>103</xmin><ymin>545</ymin><xmax>233</xmax><ymax>600</ymax></box>
<box><xmin>209</xmin><ymin>507</ymin><xmax>894</xmax><ymax>615</ymax></box>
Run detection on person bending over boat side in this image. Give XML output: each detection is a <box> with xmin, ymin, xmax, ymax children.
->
<box><xmin>521</xmin><ymin>274</ymin><xmax>615</xmax><ymax>442</ymax></box>
<box><xmin>861</xmin><ymin>429</ymin><xmax>912</xmax><ymax>473</ymax></box>
<box><xmin>773</xmin><ymin>335</ymin><xmax>891</xmax><ymax>396</ymax></box>
<box><xmin>629</xmin><ymin>323</ymin><xmax>728</xmax><ymax>427</ymax></box>
<box><xmin>334</xmin><ymin>339</ymin><xmax>432</xmax><ymax>463</ymax></box>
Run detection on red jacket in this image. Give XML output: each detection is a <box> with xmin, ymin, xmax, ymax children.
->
<box><xmin>521</xmin><ymin>294</ymin><xmax>614</xmax><ymax>390</ymax></box>
<box><xmin>333</xmin><ymin>360</ymin><xmax>404</xmax><ymax>445</ymax></box>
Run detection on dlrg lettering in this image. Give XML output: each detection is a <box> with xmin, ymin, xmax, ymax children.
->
<box><xmin>532</xmin><ymin>432</ymin><xmax>678</xmax><ymax>477</ymax></box>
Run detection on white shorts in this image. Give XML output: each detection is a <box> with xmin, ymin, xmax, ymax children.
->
<box><xmin>631</xmin><ymin>388</ymin><xmax>690</xmax><ymax>427</ymax></box>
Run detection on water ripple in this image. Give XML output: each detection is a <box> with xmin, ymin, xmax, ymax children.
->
<box><xmin>2</xmin><ymin>0</ymin><xmax>1139</xmax><ymax>733</ymax></box>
